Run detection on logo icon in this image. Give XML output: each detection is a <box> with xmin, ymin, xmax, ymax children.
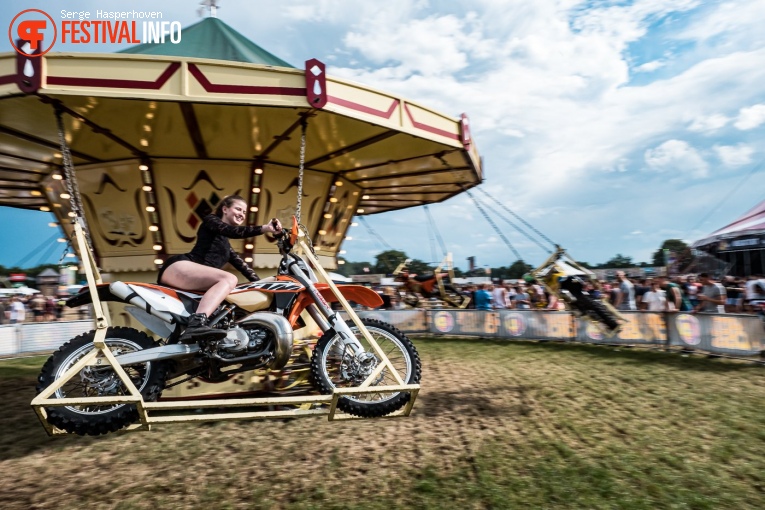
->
<box><xmin>433</xmin><ymin>311</ymin><xmax>454</xmax><ymax>333</ymax></box>
<box><xmin>675</xmin><ymin>314</ymin><xmax>701</xmax><ymax>346</ymax></box>
<box><xmin>504</xmin><ymin>312</ymin><xmax>526</xmax><ymax>337</ymax></box>
<box><xmin>9</xmin><ymin>9</ymin><xmax>57</xmax><ymax>57</ymax></box>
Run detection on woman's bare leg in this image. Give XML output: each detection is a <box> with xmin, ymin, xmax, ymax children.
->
<box><xmin>160</xmin><ymin>261</ymin><xmax>238</xmax><ymax>316</ymax></box>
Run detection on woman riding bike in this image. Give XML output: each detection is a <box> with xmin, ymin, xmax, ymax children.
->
<box><xmin>157</xmin><ymin>194</ymin><xmax>282</xmax><ymax>344</ymax></box>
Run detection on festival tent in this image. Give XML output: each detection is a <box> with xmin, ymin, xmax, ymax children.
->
<box><xmin>692</xmin><ymin>199</ymin><xmax>765</xmax><ymax>276</ymax></box>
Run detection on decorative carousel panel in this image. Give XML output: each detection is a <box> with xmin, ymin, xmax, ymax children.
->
<box><xmin>152</xmin><ymin>160</ymin><xmax>251</xmax><ymax>254</ymax></box>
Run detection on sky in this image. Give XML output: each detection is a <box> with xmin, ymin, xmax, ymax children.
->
<box><xmin>1</xmin><ymin>0</ymin><xmax>764</xmax><ymax>271</ymax></box>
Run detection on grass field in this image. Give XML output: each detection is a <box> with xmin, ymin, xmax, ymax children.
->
<box><xmin>2</xmin><ymin>339</ymin><xmax>765</xmax><ymax>509</ymax></box>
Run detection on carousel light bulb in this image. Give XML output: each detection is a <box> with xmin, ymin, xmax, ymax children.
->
<box><xmin>339</xmin><ymin>250</ymin><xmax>346</xmax><ymax>254</ymax></box>
<box><xmin>140</xmin><ymin>139</ymin><xmax>149</xmax><ymax>147</ymax></box>
<box><xmin>244</xmin><ymin>257</ymin><xmax>253</xmax><ymax>263</ymax></box>
<box><xmin>139</xmin><ymin>163</ymin><xmax>149</xmax><ymax>171</ymax></box>
<box><xmin>351</xmin><ymin>222</ymin><xmax>358</xmax><ymax>227</ymax></box>
<box><xmin>66</xmin><ymin>253</ymin><xmax>76</xmax><ymax>258</ymax></box>
<box><xmin>362</xmin><ymin>195</ymin><xmax>370</xmax><ymax>200</ymax></box>
<box><xmin>252</xmin><ymin>187</ymin><xmax>260</xmax><ymax>194</ymax></box>
<box><xmin>52</xmin><ymin>173</ymin><xmax>63</xmax><ymax>180</ymax></box>
<box><xmin>329</xmin><ymin>198</ymin><xmax>338</xmax><ymax>203</ymax></box>
<box><xmin>245</xmin><ymin>243</ymin><xmax>253</xmax><ymax>250</ymax></box>
<box><xmin>154</xmin><ymin>258</ymin><xmax>163</xmax><ymax>265</ymax></box>
<box><xmin>60</xmin><ymin>193</ymin><xmax>71</xmax><ymax>199</ymax></box>
<box><xmin>149</xmin><ymin>225</ymin><xmax>159</xmax><ymax>232</ymax></box>
<box><xmin>48</xmin><ymin>222</ymin><xmax>58</xmax><ymax>227</ymax></box>
<box><xmin>153</xmin><ymin>244</ymin><xmax>162</xmax><ymax>251</ymax></box>
<box><xmin>57</xmin><ymin>238</ymin><xmax>66</xmax><ymax>243</ymax></box>
<box><xmin>249</xmin><ymin>206</ymin><xmax>258</xmax><ymax>212</ymax></box>
<box><xmin>335</xmin><ymin>181</ymin><xmax>343</xmax><ymax>186</ymax></box>
<box><xmin>30</xmin><ymin>190</ymin><xmax>41</xmax><ymax>196</ymax></box>
<box><xmin>146</xmin><ymin>206</ymin><xmax>155</xmax><ymax>212</ymax></box>
<box><xmin>254</xmin><ymin>168</ymin><xmax>263</xmax><ymax>175</ymax></box>
<box><xmin>68</xmin><ymin>212</ymin><xmax>76</xmax><ymax>217</ymax></box>
<box><xmin>142</xmin><ymin>185</ymin><xmax>152</xmax><ymax>192</ymax></box>
<box><xmin>318</xmin><ymin>230</ymin><xmax>327</xmax><ymax>235</ymax></box>
<box><xmin>356</xmin><ymin>208</ymin><xmax>365</xmax><ymax>213</ymax></box>
<box><xmin>146</xmin><ymin>112</ymin><xmax>154</xmax><ymax>119</ymax></box>
<box><xmin>338</xmin><ymin>260</ymin><xmax>346</xmax><ymax>265</ymax></box>
<box><xmin>143</xmin><ymin>125</ymin><xmax>151</xmax><ymax>132</ymax></box>
<box><xmin>345</xmin><ymin>236</ymin><xmax>353</xmax><ymax>241</ymax></box>
<box><xmin>323</xmin><ymin>213</ymin><xmax>332</xmax><ymax>219</ymax></box>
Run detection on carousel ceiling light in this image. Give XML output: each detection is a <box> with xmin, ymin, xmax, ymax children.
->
<box><xmin>30</xmin><ymin>190</ymin><xmax>41</xmax><ymax>196</ymax></box>
<box><xmin>244</xmin><ymin>257</ymin><xmax>253</xmax><ymax>263</ymax></box>
<box><xmin>57</xmin><ymin>238</ymin><xmax>66</xmax><ymax>243</ymax></box>
<box><xmin>140</xmin><ymin>139</ymin><xmax>149</xmax><ymax>147</ymax></box>
<box><xmin>345</xmin><ymin>236</ymin><xmax>353</xmax><ymax>240</ymax></box>
<box><xmin>142</xmin><ymin>185</ymin><xmax>152</xmax><ymax>192</ymax></box>
<box><xmin>154</xmin><ymin>258</ymin><xmax>163</xmax><ymax>265</ymax></box>
<box><xmin>252</xmin><ymin>187</ymin><xmax>260</xmax><ymax>193</ymax></box>
<box><xmin>362</xmin><ymin>195</ymin><xmax>370</xmax><ymax>200</ymax></box>
<box><xmin>254</xmin><ymin>168</ymin><xmax>263</xmax><ymax>175</ymax></box>
<box><xmin>146</xmin><ymin>206</ymin><xmax>156</xmax><ymax>212</ymax></box>
<box><xmin>245</xmin><ymin>243</ymin><xmax>253</xmax><ymax>250</ymax></box>
<box><xmin>52</xmin><ymin>173</ymin><xmax>63</xmax><ymax>180</ymax></box>
<box><xmin>323</xmin><ymin>213</ymin><xmax>332</xmax><ymax>219</ymax></box>
<box><xmin>337</xmin><ymin>260</ymin><xmax>346</xmax><ymax>265</ymax></box>
<box><xmin>66</xmin><ymin>253</ymin><xmax>76</xmax><ymax>258</ymax></box>
<box><xmin>318</xmin><ymin>230</ymin><xmax>327</xmax><ymax>235</ymax></box>
<box><xmin>329</xmin><ymin>197</ymin><xmax>338</xmax><ymax>203</ymax></box>
<box><xmin>351</xmin><ymin>222</ymin><xmax>358</xmax><ymax>227</ymax></box>
<box><xmin>149</xmin><ymin>225</ymin><xmax>159</xmax><ymax>232</ymax></box>
<box><xmin>249</xmin><ymin>206</ymin><xmax>258</xmax><ymax>212</ymax></box>
<box><xmin>68</xmin><ymin>212</ymin><xmax>76</xmax><ymax>217</ymax></box>
<box><xmin>339</xmin><ymin>250</ymin><xmax>346</xmax><ymax>254</ymax></box>
<box><xmin>153</xmin><ymin>244</ymin><xmax>162</xmax><ymax>251</ymax></box>
<box><xmin>48</xmin><ymin>222</ymin><xmax>58</xmax><ymax>227</ymax></box>
<box><xmin>139</xmin><ymin>163</ymin><xmax>149</xmax><ymax>171</ymax></box>
<box><xmin>335</xmin><ymin>181</ymin><xmax>343</xmax><ymax>186</ymax></box>
<box><xmin>60</xmin><ymin>193</ymin><xmax>71</xmax><ymax>199</ymax></box>
<box><xmin>356</xmin><ymin>208</ymin><xmax>365</xmax><ymax>213</ymax></box>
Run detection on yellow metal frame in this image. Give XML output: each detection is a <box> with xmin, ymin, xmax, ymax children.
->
<box><xmin>31</xmin><ymin>224</ymin><xmax>420</xmax><ymax>436</ymax></box>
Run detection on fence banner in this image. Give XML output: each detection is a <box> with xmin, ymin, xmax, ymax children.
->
<box><xmin>666</xmin><ymin>312</ymin><xmax>765</xmax><ymax>356</ymax></box>
<box><xmin>575</xmin><ymin>312</ymin><xmax>666</xmax><ymax>346</ymax></box>
<box><xmin>427</xmin><ymin>310</ymin><xmax>501</xmax><ymax>337</ymax></box>
<box><xmin>499</xmin><ymin>310</ymin><xmax>575</xmax><ymax>340</ymax></box>
<box><xmin>355</xmin><ymin>310</ymin><xmax>429</xmax><ymax>333</ymax></box>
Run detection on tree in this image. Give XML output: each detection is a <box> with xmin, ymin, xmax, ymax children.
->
<box><xmin>373</xmin><ymin>250</ymin><xmax>408</xmax><ymax>275</ymax></box>
<box><xmin>599</xmin><ymin>254</ymin><xmax>633</xmax><ymax>269</ymax></box>
<box><xmin>406</xmin><ymin>258</ymin><xmax>433</xmax><ymax>275</ymax></box>
<box><xmin>652</xmin><ymin>239</ymin><xmax>690</xmax><ymax>267</ymax></box>
<box><xmin>335</xmin><ymin>259</ymin><xmax>372</xmax><ymax>277</ymax></box>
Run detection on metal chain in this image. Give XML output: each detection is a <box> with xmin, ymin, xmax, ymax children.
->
<box><xmin>55</xmin><ymin>106</ymin><xmax>94</xmax><ymax>254</ymax></box>
<box><xmin>296</xmin><ymin>119</ymin><xmax>307</xmax><ymax>224</ymax></box>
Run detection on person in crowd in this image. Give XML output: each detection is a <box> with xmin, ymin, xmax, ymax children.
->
<box><xmin>504</xmin><ymin>282</ymin><xmax>516</xmax><ymax>308</ymax></box>
<box><xmin>8</xmin><ymin>296</ymin><xmax>26</xmax><ymax>324</ymax></box>
<box><xmin>659</xmin><ymin>276</ymin><xmax>691</xmax><ymax>311</ymax></box>
<box><xmin>642</xmin><ymin>281</ymin><xmax>667</xmax><ymax>311</ymax></box>
<box><xmin>722</xmin><ymin>276</ymin><xmax>743</xmax><ymax>313</ymax></box>
<box><xmin>157</xmin><ymin>194</ymin><xmax>282</xmax><ymax>343</ymax></box>
<box><xmin>0</xmin><ymin>298</ymin><xmax>6</xmax><ymax>324</ymax></box>
<box><xmin>474</xmin><ymin>283</ymin><xmax>492</xmax><ymax>311</ymax></box>
<box><xmin>491</xmin><ymin>280</ymin><xmax>507</xmax><ymax>309</ymax></box>
<box><xmin>614</xmin><ymin>271</ymin><xmax>636</xmax><ymax>311</ymax></box>
<box><xmin>31</xmin><ymin>294</ymin><xmax>46</xmax><ymax>322</ymax></box>
<box><xmin>635</xmin><ymin>278</ymin><xmax>650</xmax><ymax>310</ymax></box>
<box><xmin>744</xmin><ymin>274</ymin><xmax>765</xmax><ymax>312</ymax></box>
<box><xmin>513</xmin><ymin>284</ymin><xmax>531</xmax><ymax>309</ymax></box>
<box><xmin>683</xmin><ymin>275</ymin><xmax>700</xmax><ymax>309</ymax></box>
<box><xmin>694</xmin><ymin>273</ymin><xmax>726</xmax><ymax>314</ymax></box>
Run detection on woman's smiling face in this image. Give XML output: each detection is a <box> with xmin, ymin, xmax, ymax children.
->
<box><xmin>221</xmin><ymin>199</ymin><xmax>247</xmax><ymax>225</ymax></box>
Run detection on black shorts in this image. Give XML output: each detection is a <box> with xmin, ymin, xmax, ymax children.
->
<box><xmin>157</xmin><ymin>254</ymin><xmax>191</xmax><ymax>284</ymax></box>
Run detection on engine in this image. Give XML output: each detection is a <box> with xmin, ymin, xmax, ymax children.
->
<box><xmin>217</xmin><ymin>325</ymin><xmax>270</xmax><ymax>356</ymax></box>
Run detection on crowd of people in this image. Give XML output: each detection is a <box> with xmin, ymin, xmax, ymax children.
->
<box><xmin>0</xmin><ymin>294</ymin><xmax>72</xmax><ymax>325</ymax></box>
<box><xmin>444</xmin><ymin>272</ymin><xmax>765</xmax><ymax>314</ymax></box>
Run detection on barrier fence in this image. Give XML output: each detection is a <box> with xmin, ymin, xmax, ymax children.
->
<box><xmin>2</xmin><ymin>312</ymin><xmax>764</xmax><ymax>360</ymax></box>
<box><xmin>353</xmin><ymin>309</ymin><xmax>765</xmax><ymax>359</ymax></box>
<box><xmin>0</xmin><ymin>320</ymin><xmax>93</xmax><ymax>357</ymax></box>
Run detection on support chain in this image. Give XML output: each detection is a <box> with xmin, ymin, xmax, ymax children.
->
<box><xmin>55</xmin><ymin>106</ymin><xmax>95</xmax><ymax>254</ymax></box>
<box><xmin>464</xmin><ymin>188</ymin><xmax>523</xmax><ymax>261</ymax></box>
<box><xmin>296</xmin><ymin>118</ymin><xmax>307</xmax><ymax>225</ymax></box>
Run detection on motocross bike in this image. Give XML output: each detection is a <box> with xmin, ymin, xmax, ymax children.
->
<box><xmin>37</xmin><ymin>217</ymin><xmax>421</xmax><ymax>436</ymax></box>
<box><xmin>393</xmin><ymin>260</ymin><xmax>468</xmax><ymax>308</ymax></box>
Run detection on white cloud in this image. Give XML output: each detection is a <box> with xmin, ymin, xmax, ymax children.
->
<box><xmin>734</xmin><ymin>104</ymin><xmax>765</xmax><ymax>130</ymax></box>
<box><xmin>714</xmin><ymin>144</ymin><xmax>754</xmax><ymax>167</ymax></box>
<box><xmin>644</xmin><ymin>140</ymin><xmax>709</xmax><ymax>178</ymax></box>
<box><xmin>634</xmin><ymin>60</ymin><xmax>666</xmax><ymax>73</ymax></box>
<box><xmin>688</xmin><ymin>114</ymin><xmax>729</xmax><ymax>133</ymax></box>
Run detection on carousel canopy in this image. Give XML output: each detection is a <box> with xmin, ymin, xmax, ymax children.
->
<box><xmin>0</xmin><ymin>17</ymin><xmax>482</xmax><ymax>272</ymax></box>
<box><xmin>693</xmin><ymin>199</ymin><xmax>765</xmax><ymax>251</ymax></box>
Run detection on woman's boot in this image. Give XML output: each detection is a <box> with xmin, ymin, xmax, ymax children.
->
<box><xmin>180</xmin><ymin>313</ymin><xmax>227</xmax><ymax>344</ymax></box>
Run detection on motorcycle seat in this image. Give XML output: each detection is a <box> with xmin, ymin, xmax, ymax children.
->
<box><xmin>413</xmin><ymin>273</ymin><xmax>434</xmax><ymax>282</ymax></box>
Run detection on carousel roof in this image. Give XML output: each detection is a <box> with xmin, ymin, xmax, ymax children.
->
<box><xmin>118</xmin><ymin>17</ymin><xmax>294</xmax><ymax>68</ymax></box>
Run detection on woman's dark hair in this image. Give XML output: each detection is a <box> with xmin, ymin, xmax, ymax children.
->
<box><xmin>214</xmin><ymin>194</ymin><xmax>247</xmax><ymax>217</ymax></box>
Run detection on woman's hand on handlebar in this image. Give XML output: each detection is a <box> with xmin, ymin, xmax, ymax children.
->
<box><xmin>262</xmin><ymin>218</ymin><xmax>283</xmax><ymax>234</ymax></box>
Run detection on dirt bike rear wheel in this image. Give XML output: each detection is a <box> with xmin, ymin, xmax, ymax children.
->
<box><xmin>310</xmin><ymin>318</ymin><xmax>421</xmax><ymax>418</ymax></box>
<box><xmin>36</xmin><ymin>327</ymin><xmax>168</xmax><ymax>436</ymax></box>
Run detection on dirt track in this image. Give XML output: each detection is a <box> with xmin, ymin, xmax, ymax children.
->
<box><xmin>2</xmin><ymin>339</ymin><xmax>765</xmax><ymax>509</ymax></box>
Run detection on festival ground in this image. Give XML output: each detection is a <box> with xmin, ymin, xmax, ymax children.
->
<box><xmin>2</xmin><ymin>338</ymin><xmax>765</xmax><ymax>509</ymax></box>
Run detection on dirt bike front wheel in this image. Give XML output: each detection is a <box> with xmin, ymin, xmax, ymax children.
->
<box><xmin>310</xmin><ymin>318</ymin><xmax>421</xmax><ymax>418</ymax></box>
<box><xmin>36</xmin><ymin>327</ymin><xmax>168</xmax><ymax>436</ymax></box>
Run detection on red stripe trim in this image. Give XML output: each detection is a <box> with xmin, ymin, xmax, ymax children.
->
<box><xmin>327</xmin><ymin>95</ymin><xmax>399</xmax><ymax>119</ymax></box>
<box><xmin>0</xmin><ymin>74</ymin><xmax>15</xmax><ymax>86</ymax></box>
<box><xmin>403</xmin><ymin>103</ymin><xmax>459</xmax><ymax>141</ymax></box>
<box><xmin>189</xmin><ymin>63</ymin><xmax>305</xmax><ymax>96</ymax></box>
<box><xmin>46</xmin><ymin>62</ymin><xmax>181</xmax><ymax>90</ymax></box>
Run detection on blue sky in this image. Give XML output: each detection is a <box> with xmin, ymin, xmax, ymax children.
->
<box><xmin>1</xmin><ymin>0</ymin><xmax>764</xmax><ymax>271</ymax></box>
